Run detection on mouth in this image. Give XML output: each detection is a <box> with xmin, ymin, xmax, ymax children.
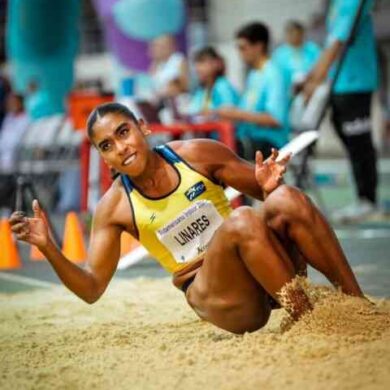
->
<box><xmin>122</xmin><ymin>152</ymin><xmax>137</xmax><ymax>166</ymax></box>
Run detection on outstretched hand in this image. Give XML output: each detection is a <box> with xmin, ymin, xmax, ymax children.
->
<box><xmin>255</xmin><ymin>148</ymin><xmax>291</xmax><ymax>195</ymax></box>
<box><xmin>9</xmin><ymin>200</ymin><xmax>49</xmax><ymax>249</ymax></box>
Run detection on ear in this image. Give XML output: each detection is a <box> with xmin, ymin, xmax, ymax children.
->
<box><xmin>138</xmin><ymin>119</ymin><xmax>152</xmax><ymax>136</ymax></box>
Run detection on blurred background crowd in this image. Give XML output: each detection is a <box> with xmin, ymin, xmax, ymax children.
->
<box><xmin>1</xmin><ymin>0</ymin><xmax>390</xmax><ymax>224</ymax></box>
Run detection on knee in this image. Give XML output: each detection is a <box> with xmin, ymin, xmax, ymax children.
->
<box><xmin>264</xmin><ymin>185</ymin><xmax>316</xmax><ymax>224</ymax></box>
<box><xmin>224</xmin><ymin>207</ymin><xmax>267</xmax><ymax>242</ymax></box>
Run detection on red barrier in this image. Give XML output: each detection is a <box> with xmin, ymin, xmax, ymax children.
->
<box><xmin>69</xmin><ymin>92</ymin><xmax>114</xmax><ymax>130</ymax></box>
<box><xmin>80</xmin><ymin>121</ymin><xmax>237</xmax><ymax>211</ymax></box>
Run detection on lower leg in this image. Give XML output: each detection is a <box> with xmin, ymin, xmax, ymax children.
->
<box><xmin>265</xmin><ymin>186</ymin><xmax>363</xmax><ymax>297</ymax></box>
<box><xmin>348</xmin><ymin>134</ymin><xmax>378</xmax><ymax>204</ymax></box>
<box><xmin>231</xmin><ymin>208</ymin><xmax>312</xmax><ymax>319</ymax></box>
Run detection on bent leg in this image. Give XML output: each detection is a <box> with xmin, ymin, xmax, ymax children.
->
<box><xmin>264</xmin><ymin>185</ymin><xmax>363</xmax><ymax>296</ymax></box>
<box><xmin>187</xmin><ymin>207</ymin><xmax>311</xmax><ymax>334</ymax></box>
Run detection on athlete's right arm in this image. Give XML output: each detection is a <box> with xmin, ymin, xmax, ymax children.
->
<box><xmin>9</xmin><ymin>197</ymin><xmax>123</xmax><ymax>304</ymax></box>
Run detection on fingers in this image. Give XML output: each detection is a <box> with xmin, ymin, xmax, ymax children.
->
<box><xmin>255</xmin><ymin>150</ymin><xmax>264</xmax><ymax>166</ymax></box>
<box><xmin>32</xmin><ymin>199</ymin><xmax>42</xmax><ymax>219</ymax></box>
<box><xmin>279</xmin><ymin>166</ymin><xmax>287</xmax><ymax>175</ymax></box>
<box><xmin>278</xmin><ymin>152</ymin><xmax>292</xmax><ymax>165</ymax></box>
<box><xmin>270</xmin><ymin>148</ymin><xmax>279</xmax><ymax>161</ymax></box>
<box><xmin>9</xmin><ymin>211</ymin><xmax>26</xmax><ymax>225</ymax></box>
<box><xmin>10</xmin><ymin>220</ymin><xmax>30</xmax><ymax>241</ymax></box>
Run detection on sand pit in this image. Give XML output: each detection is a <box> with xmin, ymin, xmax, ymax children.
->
<box><xmin>1</xmin><ymin>277</ymin><xmax>389</xmax><ymax>390</ymax></box>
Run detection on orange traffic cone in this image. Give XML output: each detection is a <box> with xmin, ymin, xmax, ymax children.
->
<box><xmin>0</xmin><ymin>218</ymin><xmax>22</xmax><ymax>270</ymax></box>
<box><xmin>120</xmin><ymin>232</ymin><xmax>139</xmax><ymax>256</ymax></box>
<box><xmin>62</xmin><ymin>212</ymin><xmax>87</xmax><ymax>263</ymax></box>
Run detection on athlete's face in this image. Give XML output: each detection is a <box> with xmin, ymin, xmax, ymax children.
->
<box><xmin>91</xmin><ymin>113</ymin><xmax>151</xmax><ymax>177</ymax></box>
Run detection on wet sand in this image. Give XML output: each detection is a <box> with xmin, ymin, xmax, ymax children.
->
<box><xmin>1</xmin><ymin>278</ymin><xmax>389</xmax><ymax>390</ymax></box>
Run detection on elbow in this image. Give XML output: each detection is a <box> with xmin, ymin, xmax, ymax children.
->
<box><xmin>81</xmin><ymin>273</ymin><xmax>105</xmax><ymax>304</ymax></box>
<box><xmin>82</xmin><ymin>288</ymin><xmax>103</xmax><ymax>304</ymax></box>
<box><xmin>84</xmin><ymin>295</ymin><xmax>99</xmax><ymax>305</ymax></box>
<box><xmin>83</xmin><ymin>293</ymin><xmax>102</xmax><ymax>305</ymax></box>
<box><xmin>268</xmin><ymin>118</ymin><xmax>281</xmax><ymax>128</ymax></box>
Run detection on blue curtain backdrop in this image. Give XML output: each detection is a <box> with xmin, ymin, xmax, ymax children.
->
<box><xmin>6</xmin><ymin>0</ymin><xmax>80</xmax><ymax>115</ymax></box>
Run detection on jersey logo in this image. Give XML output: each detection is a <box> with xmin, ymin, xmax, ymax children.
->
<box><xmin>149</xmin><ymin>212</ymin><xmax>157</xmax><ymax>223</ymax></box>
<box><xmin>185</xmin><ymin>181</ymin><xmax>206</xmax><ymax>201</ymax></box>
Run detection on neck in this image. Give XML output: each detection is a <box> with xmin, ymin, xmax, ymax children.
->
<box><xmin>254</xmin><ymin>54</ymin><xmax>268</xmax><ymax>69</ymax></box>
<box><xmin>131</xmin><ymin>150</ymin><xmax>169</xmax><ymax>191</ymax></box>
<box><xmin>203</xmin><ymin>75</ymin><xmax>217</xmax><ymax>89</ymax></box>
<box><xmin>11</xmin><ymin>110</ymin><xmax>24</xmax><ymax>116</ymax></box>
<box><xmin>157</xmin><ymin>52</ymin><xmax>172</xmax><ymax>64</ymax></box>
<box><xmin>291</xmin><ymin>42</ymin><xmax>303</xmax><ymax>48</ymax></box>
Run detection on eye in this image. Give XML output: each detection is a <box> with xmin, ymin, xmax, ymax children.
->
<box><xmin>119</xmin><ymin>127</ymin><xmax>129</xmax><ymax>137</ymax></box>
<box><xmin>101</xmin><ymin>142</ymin><xmax>111</xmax><ymax>152</ymax></box>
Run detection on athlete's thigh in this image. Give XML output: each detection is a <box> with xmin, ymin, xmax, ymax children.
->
<box><xmin>187</xmin><ymin>216</ymin><xmax>271</xmax><ymax>333</ymax></box>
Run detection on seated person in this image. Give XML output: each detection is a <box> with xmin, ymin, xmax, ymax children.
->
<box><xmin>25</xmin><ymin>80</ymin><xmax>55</xmax><ymax>121</ymax></box>
<box><xmin>188</xmin><ymin>46</ymin><xmax>239</xmax><ymax>119</ymax></box>
<box><xmin>148</xmin><ymin>34</ymin><xmax>189</xmax><ymax>100</ymax></box>
<box><xmin>212</xmin><ymin>22</ymin><xmax>289</xmax><ymax>159</ymax></box>
<box><xmin>0</xmin><ymin>93</ymin><xmax>30</xmax><ymax>209</ymax></box>
<box><xmin>272</xmin><ymin>21</ymin><xmax>321</xmax><ymax>98</ymax></box>
<box><xmin>0</xmin><ymin>74</ymin><xmax>11</xmax><ymax>128</ymax></box>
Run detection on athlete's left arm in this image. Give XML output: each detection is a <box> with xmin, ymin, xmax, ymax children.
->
<box><xmin>175</xmin><ymin>139</ymin><xmax>290</xmax><ymax>200</ymax></box>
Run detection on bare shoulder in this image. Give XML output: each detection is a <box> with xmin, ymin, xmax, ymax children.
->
<box><xmin>168</xmin><ymin>138</ymin><xmax>236</xmax><ymax>167</ymax></box>
<box><xmin>167</xmin><ymin>139</ymin><xmax>255</xmax><ymax>191</ymax></box>
<box><xmin>93</xmin><ymin>177</ymin><xmax>136</xmax><ymax>236</ymax></box>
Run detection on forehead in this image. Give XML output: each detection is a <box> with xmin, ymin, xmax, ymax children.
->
<box><xmin>196</xmin><ymin>56</ymin><xmax>213</xmax><ymax>64</ymax></box>
<box><xmin>152</xmin><ymin>35</ymin><xmax>171</xmax><ymax>49</ymax></box>
<box><xmin>8</xmin><ymin>94</ymin><xmax>21</xmax><ymax>103</ymax></box>
<box><xmin>237</xmin><ymin>38</ymin><xmax>253</xmax><ymax>49</ymax></box>
<box><xmin>91</xmin><ymin>113</ymin><xmax>136</xmax><ymax>141</ymax></box>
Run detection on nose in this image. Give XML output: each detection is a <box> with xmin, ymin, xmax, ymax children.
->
<box><xmin>115</xmin><ymin>140</ymin><xmax>128</xmax><ymax>155</ymax></box>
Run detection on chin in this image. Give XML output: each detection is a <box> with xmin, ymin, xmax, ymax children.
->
<box><xmin>123</xmin><ymin>161</ymin><xmax>146</xmax><ymax>178</ymax></box>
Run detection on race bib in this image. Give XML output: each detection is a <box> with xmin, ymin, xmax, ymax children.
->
<box><xmin>156</xmin><ymin>200</ymin><xmax>224</xmax><ymax>264</ymax></box>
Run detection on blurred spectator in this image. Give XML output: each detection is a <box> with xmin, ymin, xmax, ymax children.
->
<box><xmin>25</xmin><ymin>80</ymin><xmax>55</xmax><ymax>120</ymax></box>
<box><xmin>213</xmin><ymin>22</ymin><xmax>288</xmax><ymax>159</ymax></box>
<box><xmin>148</xmin><ymin>34</ymin><xmax>189</xmax><ymax>99</ymax></box>
<box><xmin>0</xmin><ymin>94</ymin><xmax>29</xmax><ymax>173</ymax></box>
<box><xmin>56</xmin><ymin>168</ymin><xmax>81</xmax><ymax>213</ymax></box>
<box><xmin>0</xmin><ymin>93</ymin><xmax>30</xmax><ymax>210</ymax></box>
<box><xmin>272</xmin><ymin>21</ymin><xmax>321</xmax><ymax>98</ymax></box>
<box><xmin>188</xmin><ymin>46</ymin><xmax>238</xmax><ymax>118</ymax></box>
<box><xmin>303</xmin><ymin>0</ymin><xmax>379</xmax><ymax>222</ymax></box>
<box><xmin>0</xmin><ymin>73</ymin><xmax>10</xmax><ymax>128</ymax></box>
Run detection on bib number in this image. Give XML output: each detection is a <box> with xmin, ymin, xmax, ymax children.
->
<box><xmin>156</xmin><ymin>200</ymin><xmax>224</xmax><ymax>263</ymax></box>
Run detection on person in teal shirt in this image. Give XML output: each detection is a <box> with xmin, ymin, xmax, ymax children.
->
<box><xmin>215</xmin><ymin>22</ymin><xmax>289</xmax><ymax>158</ymax></box>
<box><xmin>188</xmin><ymin>46</ymin><xmax>238</xmax><ymax>117</ymax></box>
<box><xmin>303</xmin><ymin>0</ymin><xmax>379</xmax><ymax>222</ymax></box>
<box><xmin>272</xmin><ymin>21</ymin><xmax>321</xmax><ymax>98</ymax></box>
<box><xmin>25</xmin><ymin>80</ymin><xmax>62</xmax><ymax>121</ymax></box>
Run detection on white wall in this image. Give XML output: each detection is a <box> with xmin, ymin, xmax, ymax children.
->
<box><xmin>209</xmin><ymin>0</ymin><xmax>322</xmax><ymax>44</ymax></box>
<box><xmin>74</xmin><ymin>53</ymin><xmax>115</xmax><ymax>91</ymax></box>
